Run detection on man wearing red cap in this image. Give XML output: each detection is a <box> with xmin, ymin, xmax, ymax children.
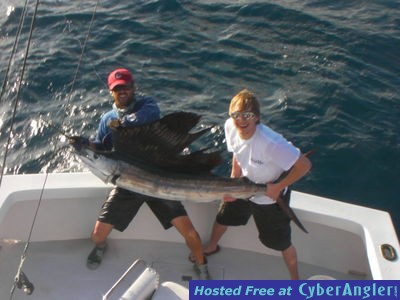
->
<box><xmin>93</xmin><ymin>68</ymin><xmax>160</xmax><ymax>150</ymax></box>
<box><xmin>79</xmin><ymin>68</ymin><xmax>210</xmax><ymax>279</ymax></box>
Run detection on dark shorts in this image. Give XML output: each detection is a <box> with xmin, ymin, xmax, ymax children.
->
<box><xmin>98</xmin><ymin>187</ymin><xmax>187</xmax><ymax>232</ymax></box>
<box><xmin>216</xmin><ymin>190</ymin><xmax>292</xmax><ymax>251</ymax></box>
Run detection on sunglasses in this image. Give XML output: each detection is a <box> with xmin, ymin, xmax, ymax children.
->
<box><xmin>112</xmin><ymin>85</ymin><xmax>133</xmax><ymax>93</ymax></box>
<box><xmin>230</xmin><ymin>111</ymin><xmax>256</xmax><ymax>120</ymax></box>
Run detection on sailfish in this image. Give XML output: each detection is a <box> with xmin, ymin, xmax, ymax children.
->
<box><xmin>72</xmin><ymin>111</ymin><xmax>308</xmax><ymax>233</ymax></box>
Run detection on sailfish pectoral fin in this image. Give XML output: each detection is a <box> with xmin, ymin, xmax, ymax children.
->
<box><xmin>277</xmin><ymin>197</ymin><xmax>308</xmax><ymax>234</ymax></box>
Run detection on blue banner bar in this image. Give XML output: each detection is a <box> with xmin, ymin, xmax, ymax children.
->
<box><xmin>189</xmin><ymin>280</ymin><xmax>399</xmax><ymax>300</ymax></box>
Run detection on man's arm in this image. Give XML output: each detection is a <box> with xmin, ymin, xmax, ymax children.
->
<box><xmin>266</xmin><ymin>153</ymin><xmax>312</xmax><ymax>201</ymax></box>
<box><xmin>231</xmin><ymin>155</ymin><xmax>242</xmax><ymax>178</ymax></box>
<box><xmin>223</xmin><ymin>155</ymin><xmax>243</xmax><ymax>202</ymax></box>
<box><xmin>121</xmin><ymin>97</ymin><xmax>160</xmax><ymax>127</ymax></box>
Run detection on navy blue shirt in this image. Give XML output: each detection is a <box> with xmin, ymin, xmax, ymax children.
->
<box><xmin>94</xmin><ymin>95</ymin><xmax>160</xmax><ymax>149</ymax></box>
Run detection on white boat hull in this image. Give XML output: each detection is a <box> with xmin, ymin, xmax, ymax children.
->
<box><xmin>0</xmin><ymin>172</ymin><xmax>399</xmax><ymax>299</ymax></box>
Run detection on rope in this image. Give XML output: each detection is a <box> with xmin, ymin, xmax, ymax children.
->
<box><xmin>0</xmin><ymin>0</ymin><xmax>29</xmax><ymax>105</ymax></box>
<box><xmin>5</xmin><ymin>0</ymin><xmax>101</xmax><ymax>298</ymax></box>
<box><xmin>61</xmin><ymin>0</ymin><xmax>101</xmax><ymax>130</ymax></box>
<box><xmin>0</xmin><ymin>0</ymin><xmax>30</xmax><ymax>186</ymax></box>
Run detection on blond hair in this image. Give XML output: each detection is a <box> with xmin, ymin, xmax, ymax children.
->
<box><xmin>229</xmin><ymin>89</ymin><xmax>260</xmax><ymax>123</ymax></box>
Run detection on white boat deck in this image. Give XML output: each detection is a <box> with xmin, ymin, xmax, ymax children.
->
<box><xmin>1</xmin><ymin>172</ymin><xmax>399</xmax><ymax>299</ymax></box>
<box><xmin>0</xmin><ymin>238</ymin><xmax>363</xmax><ymax>300</ymax></box>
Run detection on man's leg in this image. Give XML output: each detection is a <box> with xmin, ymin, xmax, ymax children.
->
<box><xmin>87</xmin><ymin>221</ymin><xmax>113</xmax><ymax>269</ymax></box>
<box><xmin>171</xmin><ymin>216</ymin><xmax>210</xmax><ymax>279</ymax></box>
<box><xmin>172</xmin><ymin>216</ymin><xmax>205</xmax><ymax>264</ymax></box>
<box><xmin>203</xmin><ymin>199</ymin><xmax>250</xmax><ymax>254</ymax></box>
<box><xmin>91</xmin><ymin>221</ymin><xmax>113</xmax><ymax>245</ymax></box>
<box><xmin>282</xmin><ymin>245</ymin><xmax>299</xmax><ymax>280</ymax></box>
<box><xmin>203</xmin><ymin>222</ymin><xmax>227</xmax><ymax>254</ymax></box>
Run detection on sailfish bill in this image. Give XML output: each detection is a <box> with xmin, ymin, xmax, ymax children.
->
<box><xmin>72</xmin><ymin>111</ymin><xmax>308</xmax><ymax>233</ymax></box>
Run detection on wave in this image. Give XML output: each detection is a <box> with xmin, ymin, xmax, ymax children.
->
<box><xmin>0</xmin><ymin>0</ymin><xmax>399</xmax><ymax>234</ymax></box>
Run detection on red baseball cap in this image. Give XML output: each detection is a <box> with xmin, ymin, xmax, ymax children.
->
<box><xmin>107</xmin><ymin>68</ymin><xmax>134</xmax><ymax>90</ymax></box>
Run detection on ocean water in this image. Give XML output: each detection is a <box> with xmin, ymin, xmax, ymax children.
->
<box><xmin>0</xmin><ymin>0</ymin><xmax>399</xmax><ymax>236</ymax></box>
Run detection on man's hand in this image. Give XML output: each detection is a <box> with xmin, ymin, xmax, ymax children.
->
<box><xmin>68</xmin><ymin>136</ymin><xmax>89</xmax><ymax>151</ymax></box>
<box><xmin>265</xmin><ymin>182</ymin><xmax>282</xmax><ymax>202</ymax></box>
<box><xmin>108</xmin><ymin>119</ymin><xmax>121</xmax><ymax>129</ymax></box>
<box><xmin>223</xmin><ymin>195</ymin><xmax>237</xmax><ymax>202</ymax></box>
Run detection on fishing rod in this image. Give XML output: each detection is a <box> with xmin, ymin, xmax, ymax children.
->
<box><xmin>5</xmin><ymin>0</ymin><xmax>101</xmax><ymax>298</ymax></box>
<box><xmin>6</xmin><ymin>0</ymin><xmax>40</xmax><ymax>297</ymax></box>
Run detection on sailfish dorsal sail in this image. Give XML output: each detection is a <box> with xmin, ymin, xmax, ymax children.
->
<box><xmin>109</xmin><ymin>111</ymin><xmax>222</xmax><ymax>174</ymax></box>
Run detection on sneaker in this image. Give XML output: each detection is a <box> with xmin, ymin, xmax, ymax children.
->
<box><xmin>87</xmin><ymin>244</ymin><xmax>107</xmax><ymax>270</ymax></box>
<box><xmin>194</xmin><ymin>263</ymin><xmax>211</xmax><ymax>280</ymax></box>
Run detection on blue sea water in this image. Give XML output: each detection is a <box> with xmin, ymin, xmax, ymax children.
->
<box><xmin>0</xmin><ymin>0</ymin><xmax>399</xmax><ymax>236</ymax></box>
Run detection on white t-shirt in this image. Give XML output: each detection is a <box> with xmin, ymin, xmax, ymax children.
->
<box><xmin>224</xmin><ymin>118</ymin><xmax>300</xmax><ymax>205</ymax></box>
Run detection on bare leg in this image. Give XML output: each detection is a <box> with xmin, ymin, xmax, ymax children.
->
<box><xmin>91</xmin><ymin>221</ymin><xmax>113</xmax><ymax>246</ymax></box>
<box><xmin>87</xmin><ymin>221</ymin><xmax>113</xmax><ymax>269</ymax></box>
<box><xmin>171</xmin><ymin>216</ymin><xmax>205</xmax><ymax>265</ymax></box>
<box><xmin>282</xmin><ymin>245</ymin><xmax>299</xmax><ymax>279</ymax></box>
<box><xmin>203</xmin><ymin>222</ymin><xmax>227</xmax><ymax>253</ymax></box>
